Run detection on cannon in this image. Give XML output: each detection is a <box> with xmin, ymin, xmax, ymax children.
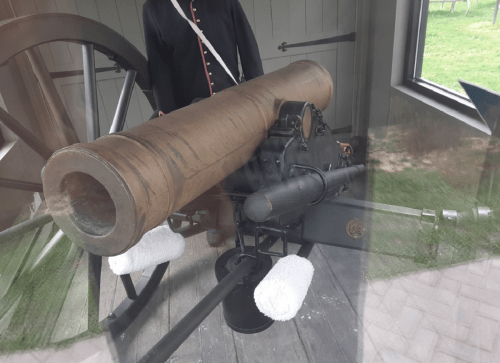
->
<box><xmin>1</xmin><ymin>14</ymin><xmax>497</xmax><ymax>361</ymax></box>
<box><xmin>37</xmin><ymin>56</ymin><xmax>366</xmax><ymax>359</ymax></box>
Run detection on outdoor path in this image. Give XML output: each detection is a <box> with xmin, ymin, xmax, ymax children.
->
<box><xmin>0</xmin><ymin>239</ymin><xmax>499</xmax><ymax>362</ymax></box>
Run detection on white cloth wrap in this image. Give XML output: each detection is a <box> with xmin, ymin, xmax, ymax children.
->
<box><xmin>254</xmin><ymin>254</ymin><xmax>314</xmax><ymax>321</ymax></box>
<box><xmin>108</xmin><ymin>225</ymin><xmax>185</xmax><ymax>275</ymax></box>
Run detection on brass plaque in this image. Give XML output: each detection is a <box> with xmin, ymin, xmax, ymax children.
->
<box><xmin>346</xmin><ymin>219</ymin><xmax>366</xmax><ymax>239</ymax></box>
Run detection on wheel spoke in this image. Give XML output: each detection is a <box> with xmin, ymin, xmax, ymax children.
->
<box><xmin>82</xmin><ymin>44</ymin><xmax>100</xmax><ymax>142</ymax></box>
<box><xmin>0</xmin><ymin>177</ymin><xmax>43</xmax><ymax>193</ymax></box>
<box><xmin>25</xmin><ymin>48</ymin><xmax>79</xmax><ymax>147</ymax></box>
<box><xmin>110</xmin><ymin>70</ymin><xmax>137</xmax><ymax>134</ymax></box>
<box><xmin>0</xmin><ymin>107</ymin><xmax>53</xmax><ymax>160</ymax></box>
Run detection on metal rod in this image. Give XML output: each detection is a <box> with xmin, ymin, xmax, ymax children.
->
<box><xmin>0</xmin><ymin>177</ymin><xmax>43</xmax><ymax>193</ymax></box>
<box><xmin>0</xmin><ymin>213</ymin><xmax>53</xmax><ymax>243</ymax></box>
<box><xmin>103</xmin><ymin>263</ymin><xmax>169</xmax><ymax>337</ymax></box>
<box><xmin>330</xmin><ymin>125</ymin><xmax>352</xmax><ymax>135</ymax></box>
<box><xmin>297</xmin><ymin>242</ymin><xmax>315</xmax><ymax>259</ymax></box>
<box><xmin>139</xmin><ymin>237</ymin><xmax>278</xmax><ymax>363</ymax></box>
<box><xmin>50</xmin><ymin>64</ymin><xmax>122</xmax><ymax>79</ymax></box>
<box><xmin>278</xmin><ymin>32</ymin><xmax>355</xmax><ymax>52</ymax></box>
<box><xmin>109</xmin><ymin>70</ymin><xmax>137</xmax><ymax>134</ymax></box>
<box><xmin>120</xmin><ymin>274</ymin><xmax>138</xmax><ymax>300</ymax></box>
<box><xmin>494</xmin><ymin>0</ymin><xmax>500</xmax><ymax>25</ymax></box>
<box><xmin>82</xmin><ymin>44</ymin><xmax>100</xmax><ymax>142</ymax></box>
<box><xmin>0</xmin><ymin>107</ymin><xmax>53</xmax><ymax>160</ymax></box>
<box><xmin>88</xmin><ymin>251</ymin><xmax>102</xmax><ymax>333</ymax></box>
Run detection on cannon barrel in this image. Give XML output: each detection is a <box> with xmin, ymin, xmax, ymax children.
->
<box><xmin>43</xmin><ymin>61</ymin><xmax>333</xmax><ymax>256</ymax></box>
<box><xmin>244</xmin><ymin>165</ymin><xmax>366</xmax><ymax>222</ymax></box>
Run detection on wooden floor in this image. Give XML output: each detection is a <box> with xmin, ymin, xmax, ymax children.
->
<box><xmin>97</xmin><ymin>231</ymin><xmax>369</xmax><ymax>363</ymax></box>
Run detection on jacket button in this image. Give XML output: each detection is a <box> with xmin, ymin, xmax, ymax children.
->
<box><xmin>209</xmin><ymin>72</ymin><xmax>212</xmax><ymax>75</ymax></box>
<box><xmin>193</xmin><ymin>8</ymin><xmax>196</xmax><ymax>11</ymax></box>
<box><xmin>211</xmin><ymin>82</ymin><xmax>214</xmax><ymax>86</ymax></box>
<box><xmin>196</xmin><ymin>19</ymin><xmax>200</xmax><ymax>22</ymax></box>
<box><xmin>206</xmin><ymin>62</ymin><xmax>210</xmax><ymax>65</ymax></box>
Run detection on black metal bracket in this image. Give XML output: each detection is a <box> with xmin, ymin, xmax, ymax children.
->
<box><xmin>278</xmin><ymin>32</ymin><xmax>356</xmax><ymax>52</ymax></box>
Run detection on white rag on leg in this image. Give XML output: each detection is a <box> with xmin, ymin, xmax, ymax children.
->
<box><xmin>254</xmin><ymin>254</ymin><xmax>314</xmax><ymax>321</ymax></box>
<box><xmin>108</xmin><ymin>224</ymin><xmax>185</xmax><ymax>275</ymax></box>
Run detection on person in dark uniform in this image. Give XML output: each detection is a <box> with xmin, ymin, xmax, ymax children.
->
<box><xmin>143</xmin><ymin>0</ymin><xmax>264</xmax><ymax>245</ymax></box>
<box><xmin>143</xmin><ymin>0</ymin><xmax>264</xmax><ymax>115</ymax></box>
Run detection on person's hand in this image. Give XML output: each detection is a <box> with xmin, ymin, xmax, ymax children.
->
<box><xmin>159</xmin><ymin>111</ymin><xmax>165</xmax><ymax>117</ymax></box>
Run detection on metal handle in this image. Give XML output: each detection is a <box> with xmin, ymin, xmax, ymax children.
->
<box><xmin>278</xmin><ymin>32</ymin><xmax>356</xmax><ymax>52</ymax></box>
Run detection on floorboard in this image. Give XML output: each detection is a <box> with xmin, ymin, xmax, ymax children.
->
<box><xmin>93</xmin><ymin>229</ymin><xmax>362</xmax><ymax>363</ymax></box>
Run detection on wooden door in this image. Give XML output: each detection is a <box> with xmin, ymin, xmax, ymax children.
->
<box><xmin>240</xmin><ymin>0</ymin><xmax>356</xmax><ymax>130</ymax></box>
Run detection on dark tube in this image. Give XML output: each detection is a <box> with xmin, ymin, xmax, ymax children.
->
<box><xmin>244</xmin><ymin>165</ymin><xmax>366</xmax><ymax>222</ymax></box>
<box><xmin>297</xmin><ymin>242</ymin><xmax>315</xmax><ymax>259</ymax></box>
<box><xmin>120</xmin><ymin>274</ymin><xmax>138</xmax><ymax>300</ymax></box>
<box><xmin>139</xmin><ymin>256</ymin><xmax>254</xmax><ymax>363</ymax></box>
<box><xmin>139</xmin><ymin>238</ymin><xmax>278</xmax><ymax>363</ymax></box>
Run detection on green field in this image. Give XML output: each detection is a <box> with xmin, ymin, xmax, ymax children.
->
<box><xmin>422</xmin><ymin>0</ymin><xmax>500</xmax><ymax>94</ymax></box>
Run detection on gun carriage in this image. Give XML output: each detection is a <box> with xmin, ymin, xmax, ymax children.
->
<box><xmin>0</xmin><ymin>13</ymin><xmax>495</xmax><ymax>362</ymax></box>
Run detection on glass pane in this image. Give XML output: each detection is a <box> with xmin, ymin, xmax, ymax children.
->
<box><xmin>421</xmin><ymin>0</ymin><xmax>500</xmax><ymax>94</ymax></box>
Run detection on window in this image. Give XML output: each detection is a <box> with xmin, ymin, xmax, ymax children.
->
<box><xmin>404</xmin><ymin>0</ymin><xmax>500</xmax><ymax>118</ymax></box>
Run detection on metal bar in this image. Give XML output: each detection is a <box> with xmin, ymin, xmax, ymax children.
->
<box><xmin>330</xmin><ymin>125</ymin><xmax>352</xmax><ymax>135</ymax></box>
<box><xmin>82</xmin><ymin>45</ymin><xmax>103</xmax><ymax>335</ymax></box>
<box><xmin>103</xmin><ymin>262</ymin><xmax>169</xmax><ymax>336</ymax></box>
<box><xmin>0</xmin><ymin>107</ymin><xmax>53</xmax><ymax>160</ymax></box>
<box><xmin>0</xmin><ymin>177</ymin><xmax>43</xmax><ymax>193</ymax></box>
<box><xmin>278</xmin><ymin>32</ymin><xmax>355</xmax><ymax>52</ymax></box>
<box><xmin>50</xmin><ymin>64</ymin><xmax>121</xmax><ymax>79</ymax></box>
<box><xmin>494</xmin><ymin>0</ymin><xmax>500</xmax><ymax>24</ymax></box>
<box><xmin>0</xmin><ymin>213</ymin><xmax>53</xmax><ymax>243</ymax></box>
<box><xmin>82</xmin><ymin>44</ymin><xmax>100</xmax><ymax>142</ymax></box>
<box><xmin>139</xmin><ymin>237</ymin><xmax>278</xmax><ymax>363</ymax></box>
<box><xmin>297</xmin><ymin>242</ymin><xmax>315</xmax><ymax>259</ymax></box>
<box><xmin>88</xmin><ymin>251</ymin><xmax>102</xmax><ymax>333</ymax></box>
<box><xmin>414</xmin><ymin>0</ymin><xmax>429</xmax><ymax>78</ymax></box>
<box><xmin>120</xmin><ymin>274</ymin><xmax>138</xmax><ymax>300</ymax></box>
<box><xmin>139</xmin><ymin>257</ymin><xmax>255</xmax><ymax>363</ymax></box>
<box><xmin>109</xmin><ymin>70</ymin><xmax>137</xmax><ymax>134</ymax></box>
<box><xmin>331</xmin><ymin>196</ymin><xmax>423</xmax><ymax>218</ymax></box>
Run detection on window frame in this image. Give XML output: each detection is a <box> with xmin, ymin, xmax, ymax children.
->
<box><xmin>402</xmin><ymin>0</ymin><xmax>480</xmax><ymax>120</ymax></box>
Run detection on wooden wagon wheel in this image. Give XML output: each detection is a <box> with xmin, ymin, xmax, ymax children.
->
<box><xmin>0</xmin><ymin>13</ymin><xmax>169</xmax><ymax>344</ymax></box>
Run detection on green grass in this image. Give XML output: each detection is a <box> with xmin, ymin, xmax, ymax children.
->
<box><xmin>366</xmin><ymin>166</ymin><xmax>500</xmax><ymax>280</ymax></box>
<box><xmin>422</xmin><ymin>1</ymin><xmax>500</xmax><ymax>94</ymax></box>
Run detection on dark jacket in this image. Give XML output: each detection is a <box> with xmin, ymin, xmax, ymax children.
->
<box><xmin>143</xmin><ymin>0</ymin><xmax>264</xmax><ymax>114</ymax></box>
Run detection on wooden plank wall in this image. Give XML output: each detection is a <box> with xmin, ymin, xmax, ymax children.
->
<box><xmin>4</xmin><ymin>0</ymin><xmax>356</xmax><ymax>140</ymax></box>
<box><xmin>241</xmin><ymin>0</ymin><xmax>356</xmax><ymax>130</ymax></box>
